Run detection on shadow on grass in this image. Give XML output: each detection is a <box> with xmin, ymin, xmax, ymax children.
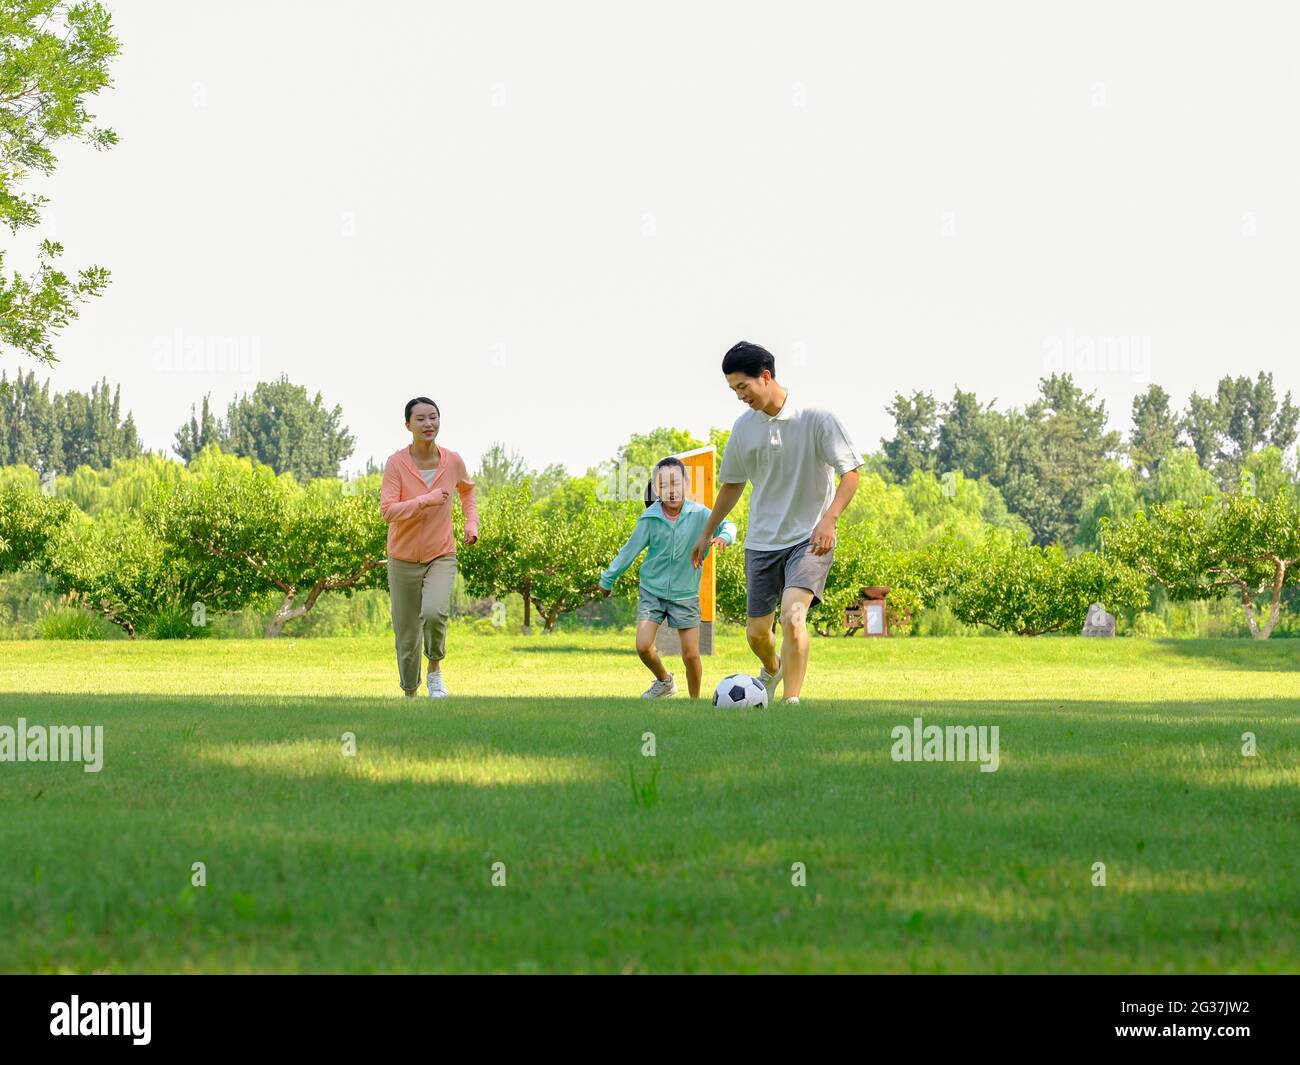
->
<box><xmin>1142</xmin><ymin>637</ymin><xmax>1300</xmax><ymax>672</ymax></box>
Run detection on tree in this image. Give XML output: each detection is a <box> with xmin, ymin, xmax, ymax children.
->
<box><xmin>881</xmin><ymin>391</ymin><xmax>938</xmax><ymax>482</ymax></box>
<box><xmin>1104</xmin><ymin>493</ymin><xmax>1300</xmax><ymax>639</ymax></box>
<box><xmin>0</xmin><ymin>482</ymin><xmax>74</xmax><ymax>572</ymax></box>
<box><xmin>43</xmin><ymin>508</ymin><xmax>206</xmax><ymax>638</ymax></box>
<box><xmin>1011</xmin><ymin>375</ymin><xmax>1120</xmax><ymax>546</ymax></box>
<box><xmin>935</xmin><ymin>388</ymin><xmax>989</xmax><ymax>478</ymax></box>
<box><xmin>1148</xmin><ymin>447</ymin><xmax>1218</xmax><ymax>508</ymax></box>
<box><xmin>589</xmin><ymin>426</ymin><xmax>706</xmax><ymax>502</ymax></box>
<box><xmin>473</xmin><ymin>441</ymin><xmax>567</xmax><ymax>501</ymax></box>
<box><xmin>175</xmin><ymin>376</ymin><xmax>357</xmax><ymax>480</ymax></box>
<box><xmin>1240</xmin><ymin>446</ymin><xmax>1295</xmax><ymax>503</ymax></box>
<box><xmin>948</xmin><ymin>534</ymin><xmax>1145</xmax><ymax>636</ymax></box>
<box><xmin>1075</xmin><ymin>463</ymin><xmax>1141</xmax><ymax>551</ymax></box>
<box><xmin>1130</xmin><ymin>384</ymin><xmax>1179</xmax><ymax>485</ymax></box>
<box><xmin>0</xmin><ymin>369</ymin><xmax>141</xmax><ymax>472</ymax></box>
<box><xmin>57</xmin><ymin>452</ymin><xmax>188</xmax><ymax>515</ymax></box>
<box><xmin>0</xmin><ymin>1</ymin><xmax>120</xmax><ymax>362</ymax></box>
<box><xmin>457</xmin><ymin>480</ymin><xmax>634</xmax><ymax>633</ymax></box>
<box><xmin>154</xmin><ymin>450</ymin><xmax>387</xmax><ymax>637</ymax></box>
<box><xmin>174</xmin><ymin>394</ymin><xmax>222</xmax><ymax>462</ymax></box>
<box><xmin>1182</xmin><ymin>373</ymin><xmax>1299</xmax><ymax>489</ymax></box>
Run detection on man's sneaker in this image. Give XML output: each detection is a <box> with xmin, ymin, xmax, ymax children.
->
<box><xmin>758</xmin><ymin>656</ymin><xmax>784</xmax><ymax>697</ymax></box>
<box><xmin>784</xmin><ymin>695</ymin><xmax>801</xmax><ymax>706</ymax></box>
<box><xmin>641</xmin><ymin>673</ymin><xmax>677</xmax><ymax>698</ymax></box>
<box><xmin>427</xmin><ymin>671</ymin><xmax>449</xmax><ymax>698</ymax></box>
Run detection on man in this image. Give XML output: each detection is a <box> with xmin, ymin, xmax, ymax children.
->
<box><xmin>690</xmin><ymin>341</ymin><xmax>862</xmax><ymax>705</ymax></box>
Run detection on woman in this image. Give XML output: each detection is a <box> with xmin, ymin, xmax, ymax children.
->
<box><xmin>380</xmin><ymin>397</ymin><xmax>478</xmax><ymax>697</ymax></box>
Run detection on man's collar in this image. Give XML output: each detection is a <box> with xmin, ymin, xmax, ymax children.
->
<box><xmin>762</xmin><ymin>389</ymin><xmax>793</xmax><ymax>421</ymax></box>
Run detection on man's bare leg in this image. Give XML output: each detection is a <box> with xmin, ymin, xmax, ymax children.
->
<box><xmin>778</xmin><ymin>587</ymin><xmax>816</xmax><ymax>699</ymax></box>
<box><xmin>746</xmin><ymin>612</ymin><xmax>780</xmax><ymax>675</ymax></box>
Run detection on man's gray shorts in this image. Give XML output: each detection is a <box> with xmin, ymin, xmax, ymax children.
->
<box><xmin>637</xmin><ymin>587</ymin><xmax>701</xmax><ymax>629</ymax></box>
<box><xmin>745</xmin><ymin>537</ymin><xmax>835</xmax><ymax>618</ymax></box>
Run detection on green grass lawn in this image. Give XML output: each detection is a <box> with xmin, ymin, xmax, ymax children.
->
<box><xmin>2</xmin><ymin>628</ymin><xmax>1298</xmax><ymax>973</ymax></box>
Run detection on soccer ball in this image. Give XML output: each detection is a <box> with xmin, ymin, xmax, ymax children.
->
<box><xmin>712</xmin><ymin>674</ymin><xmax>769</xmax><ymax>709</ymax></box>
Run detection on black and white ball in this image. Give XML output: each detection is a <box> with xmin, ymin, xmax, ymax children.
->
<box><xmin>712</xmin><ymin>673</ymin><xmax>769</xmax><ymax>709</ymax></box>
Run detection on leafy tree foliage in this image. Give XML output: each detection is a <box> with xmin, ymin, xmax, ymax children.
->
<box><xmin>0</xmin><ymin>1</ymin><xmax>120</xmax><ymax>362</ymax></box>
<box><xmin>457</xmin><ymin>481</ymin><xmax>635</xmax><ymax>633</ymax></box>
<box><xmin>154</xmin><ymin>449</ymin><xmax>386</xmax><ymax>637</ymax></box>
<box><xmin>0</xmin><ymin>369</ymin><xmax>141</xmax><ymax>473</ymax></box>
<box><xmin>0</xmin><ymin>481</ymin><xmax>74</xmax><ymax>572</ymax></box>
<box><xmin>174</xmin><ymin>376</ymin><xmax>355</xmax><ymax>480</ymax></box>
<box><xmin>1104</xmin><ymin>493</ymin><xmax>1300</xmax><ymax>639</ymax></box>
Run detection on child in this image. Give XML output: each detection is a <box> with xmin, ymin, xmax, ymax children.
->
<box><xmin>597</xmin><ymin>457</ymin><xmax>737</xmax><ymax>698</ymax></box>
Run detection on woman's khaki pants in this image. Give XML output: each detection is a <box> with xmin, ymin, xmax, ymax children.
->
<box><xmin>387</xmin><ymin>554</ymin><xmax>457</xmax><ymax>694</ymax></box>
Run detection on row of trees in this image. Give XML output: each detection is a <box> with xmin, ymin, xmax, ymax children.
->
<box><xmin>0</xmin><ymin>370</ymin><xmax>141</xmax><ymax>475</ymax></box>
<box><xmin>1</xmin><ymin>370</ymin><xmax>359</xmax><ymax>482</ymax></box>
<box><xmin>8</xmin><ymin>443</ymin><xmax>1296</xmax><ymax>640</ymax></box>
<box><xmin>8</xmin><ymin>364</ymin><xmax>1298</xmax><ymax>555</ymax></box>
<box><xmin>880</xmin><ymin>372</ymin><xmax>1299</xmax><ymax>545</ymax></box>
<box><xmin>1</xmin><ymin>449</ymin><xmax>386</xmax><ymax>638</ymax></box>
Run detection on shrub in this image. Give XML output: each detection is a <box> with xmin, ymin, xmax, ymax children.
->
<box><xmin>37</xmin><ymin>606</ymin><xmax>110</xmax><ymax>640</ymax></box>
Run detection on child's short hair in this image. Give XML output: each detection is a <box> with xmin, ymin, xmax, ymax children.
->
<box><xmin>644</xmin><ymin>457</ymin><xmax>688</xmax><ymax>508</ymax></box>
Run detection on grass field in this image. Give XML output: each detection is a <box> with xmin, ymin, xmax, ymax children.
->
<box><xmin>2</xmin><ymin>628</ymin><xmax>1299</xmax><ymax>973</ymax></box>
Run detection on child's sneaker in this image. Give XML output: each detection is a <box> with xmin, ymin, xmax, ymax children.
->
<box><xmin>641</xmin><ymin>673</ymin><xmax>677</xmax><ymax>698</ymax></box>
<box><xmin>758</xmin><ymin>656</ymin><xmax>783</xmax><ymax>696</ymax></box>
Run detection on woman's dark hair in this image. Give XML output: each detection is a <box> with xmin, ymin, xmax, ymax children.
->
<box><xmin>721</xmin><ymin>341</ymin><xmax>776</xmax><ymax>380</ymax></box>
<box><xmin>644</xmin><ymin>456</ymin><xmax>688</xmax><ymax>508</ymax></box>
<box><xmin>404</xmin><ymin>396</ymin><xmax>440</xmax><ymax>423</ymax></box>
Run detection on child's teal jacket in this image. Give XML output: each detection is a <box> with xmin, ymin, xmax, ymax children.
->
<box><xmin>598</xmin><ymin>500</ymin><xmax>738</xmax><ymax>601</ymax></box>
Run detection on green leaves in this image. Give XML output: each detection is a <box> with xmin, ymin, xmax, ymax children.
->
<box><xmin>456</xmin><ymin>481</ymin><xmax>637</xmax><ymax>632</ymax></box>
<box><xmin>175</xmin><ymin>377</ymin><xmax>357</xmax><ymax>481</ymax></box>
<box><xmin>153</xmin><ymin>453</ymin><xmax>387</xmax><ymax>636</ymax></box>
<box><xmin>1103</xmin><ymin>493</ymin><xmax>1300</xmax><ymax>638</ymax></box>
<box><xmin>946</xmin><ymin>535</ymin><xmax>1146</xmax><ymax>636</ymax></box>
<box><xmin>0</xmin><ymin>1</ymin><xmax>121</xmax><ymax>362</ymax></box>
<box><xmin>0</xmin><ymin>481</ymin><xmax>75</xmax><ymax>572</ymax></box>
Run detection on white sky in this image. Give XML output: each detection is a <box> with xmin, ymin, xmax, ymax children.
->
<box><xmin>25</xmin><ymin>0</ymin><xmax>1300</xmax><ymax>476</ymax></box>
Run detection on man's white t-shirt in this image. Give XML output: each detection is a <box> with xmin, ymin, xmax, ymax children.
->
<box><xmin>718</xmin><ymin>392</ymin><xmax>862</xmax><ymax>552</ymax></box>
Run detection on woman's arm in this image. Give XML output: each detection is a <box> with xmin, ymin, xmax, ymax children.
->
<box><xmin>457</xmin><ymin>474</ymin><xmax>478</xmax><ymax>542</ymax></box>
<box><xmin>380</xmin><ymin>459</ymin><xmax>434</xmax><ymax>523</ymax></box>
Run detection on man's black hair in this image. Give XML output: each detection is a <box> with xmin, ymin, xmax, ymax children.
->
<box><xmin>644</xmin><ymin>456</ymin><xmax>688</xmax><ymax>508</ymax></box>
<box><xmin>404</xmin><ymin>396</ymin><xmax>440</xmax><ymax>422</ymax></box>
<box><xmin>721</xmin><ymin>341</ymin><xmax>776</xmax><ymax>380</ymax></box>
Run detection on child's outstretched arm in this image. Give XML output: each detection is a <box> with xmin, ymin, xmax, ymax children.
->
<box><xmin>597</xmin><ymin>521</ymin><xmax>650</xmax><ymax>593</ymax></box>
<box><xmin>711</xmin><ymin>516</ymin><xmax>738</xmax><ymax>547</ymax></box>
